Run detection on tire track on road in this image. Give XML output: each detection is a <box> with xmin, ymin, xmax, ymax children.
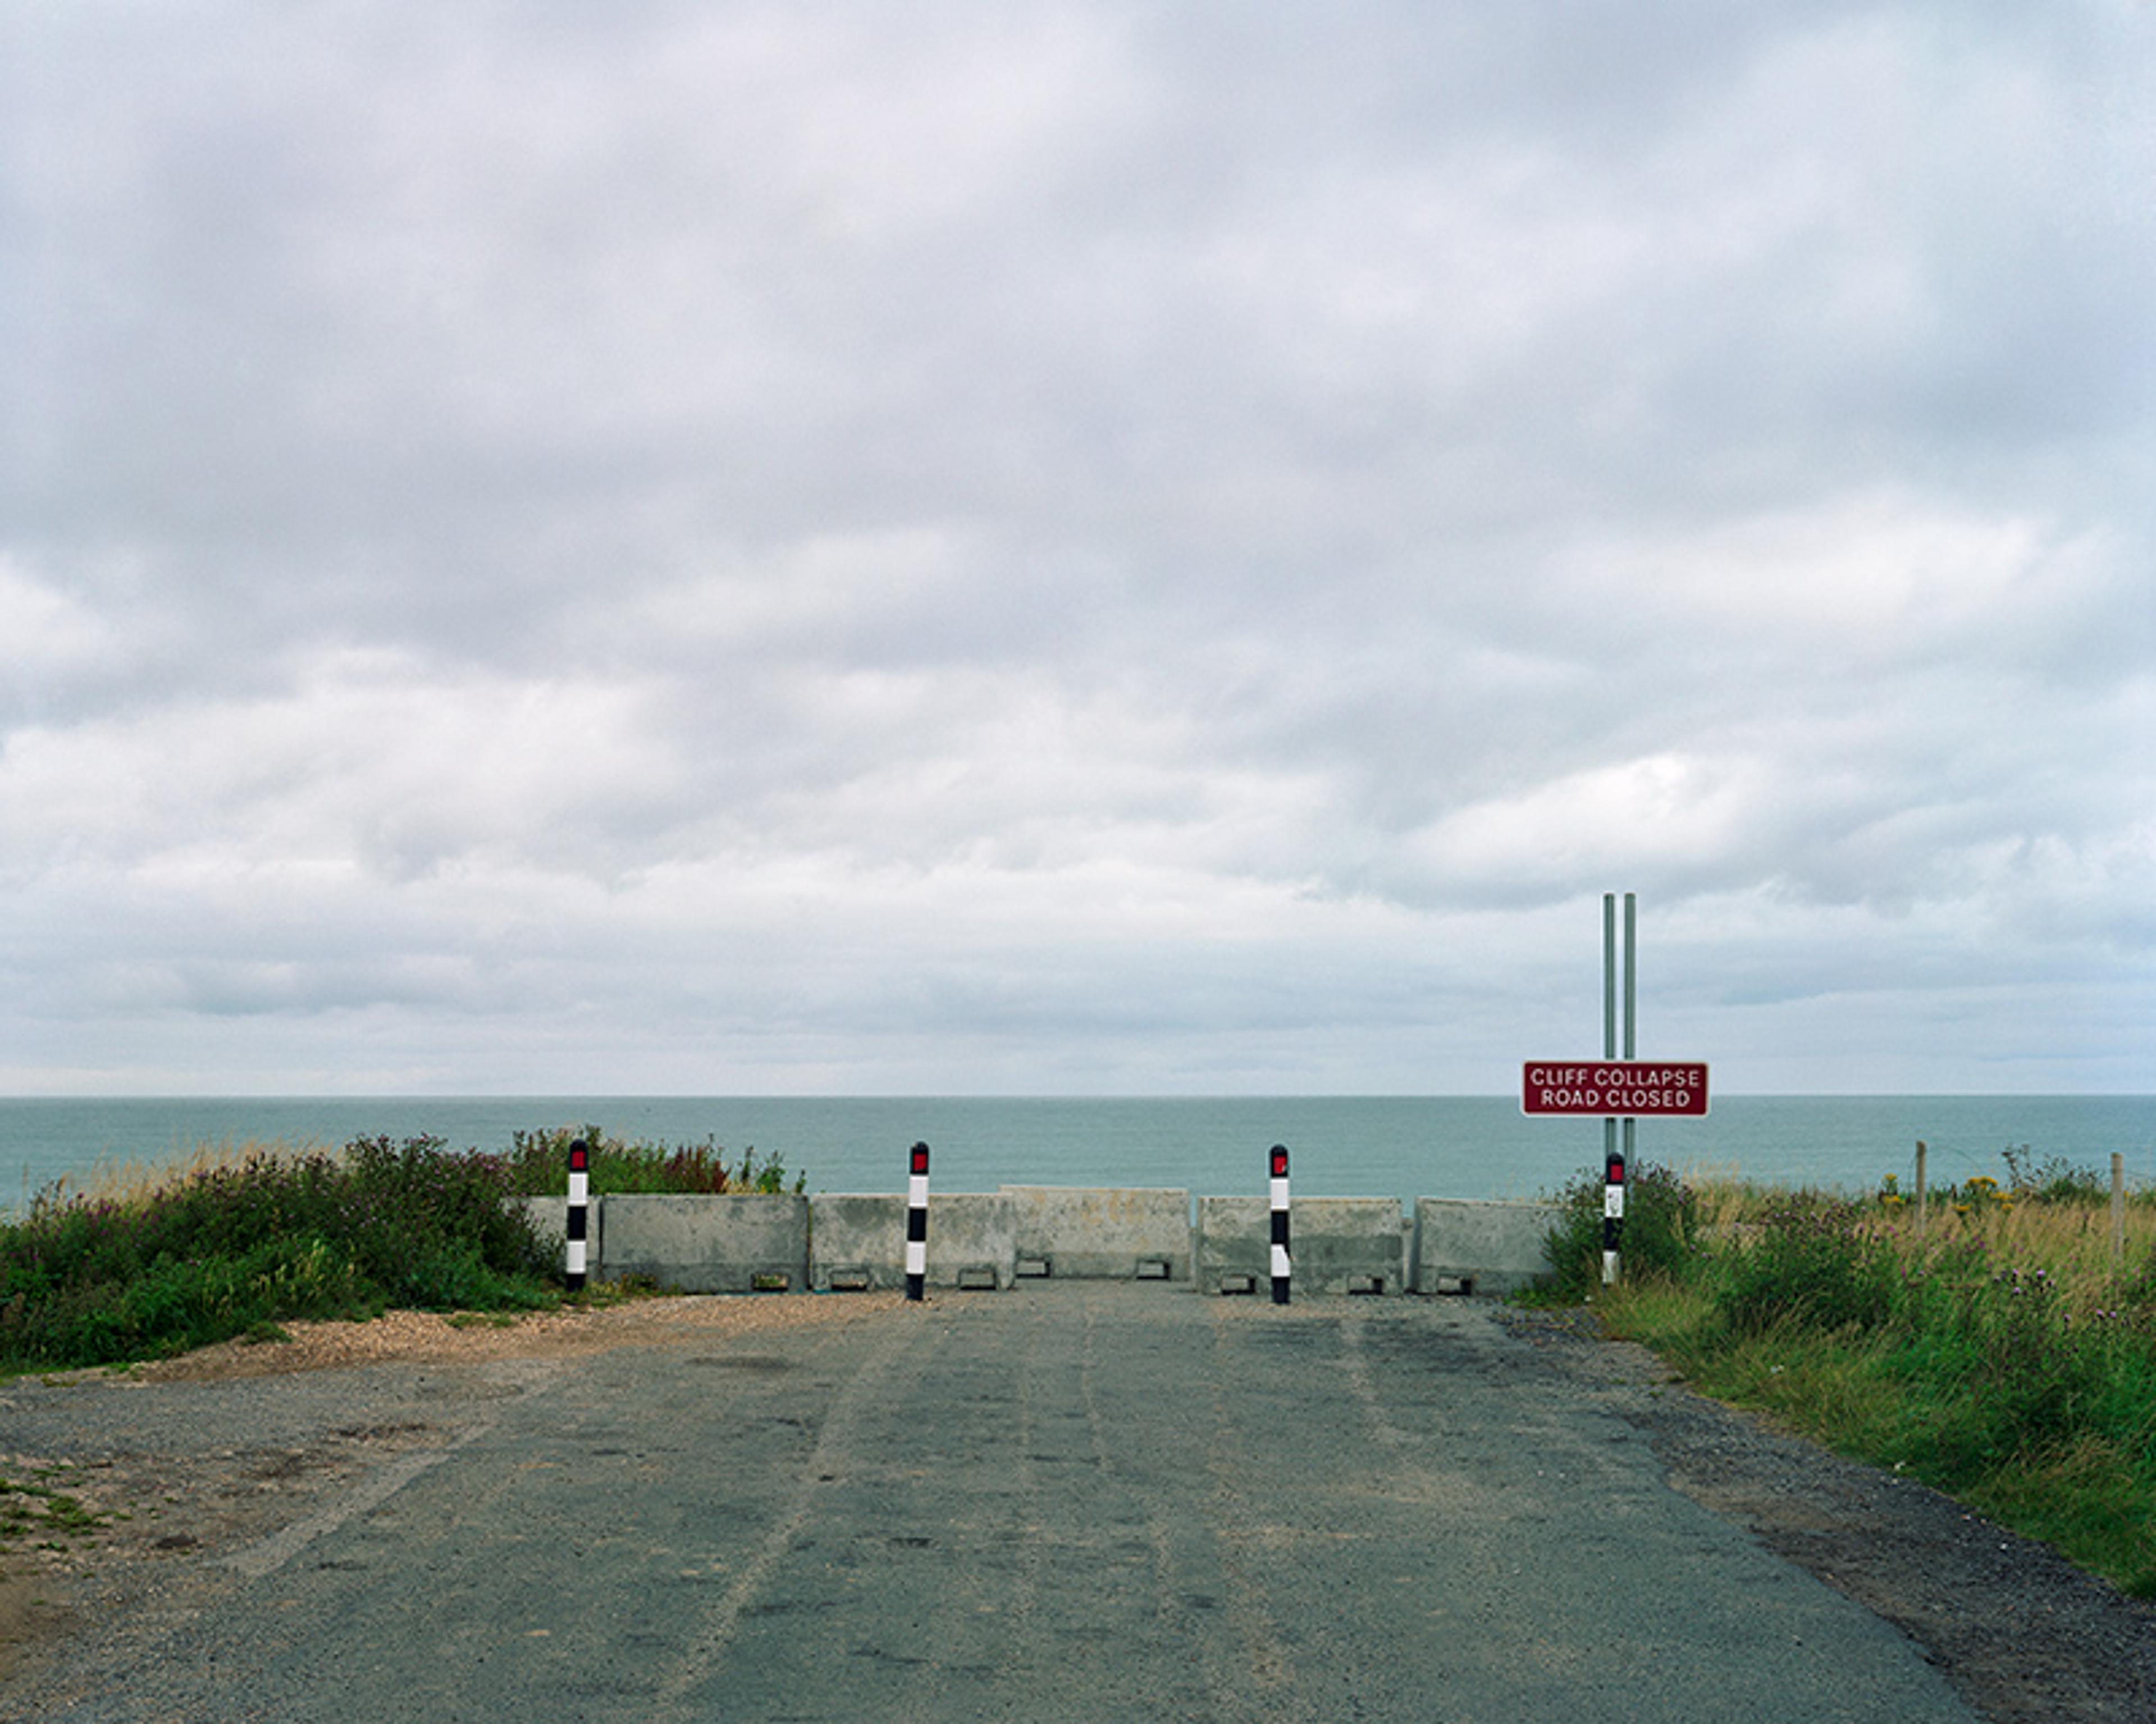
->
<box><xmin>221</xmin><ymin>1360</ymin><xmax>563</xmax><ymax>1581</ymax></box>
<box><xmin>650</xmin><ymin>1308</ymin><xmax>928</xmax><ymax>1720</ymax></box>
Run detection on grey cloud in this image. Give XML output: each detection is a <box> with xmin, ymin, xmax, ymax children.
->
<box><xmin>1</xmin><ymin>2</ymin><xmax>2150</xmax><ymax>1093</ymax></box>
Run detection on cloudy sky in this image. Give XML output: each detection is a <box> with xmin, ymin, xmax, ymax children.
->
<box><xmin>2</xmin><ymin>3</ymin><xmax>2150</xmax><ymax>1098</ymax></box>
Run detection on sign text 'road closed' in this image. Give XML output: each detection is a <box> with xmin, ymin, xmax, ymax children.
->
<box><xmin>1521</xmin><ymin>1061</ymin><xmax>1710</xmax><ymax>1117</ymax></box>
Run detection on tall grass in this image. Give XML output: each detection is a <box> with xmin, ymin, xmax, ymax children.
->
<box><xmin>58</xmin><ymin>1136</ymin><xmax>337</xmax><ymax>1209</ymax></box>
<box><xmin>0</xmin><ymin>1126</ymin><xmax>801</xmax><ymax>1375</ymax></box>
<box><xmin>1544</xmin><ymin>1154</ymin><xmax>2156</xmax><ymax>1596</ymax></box>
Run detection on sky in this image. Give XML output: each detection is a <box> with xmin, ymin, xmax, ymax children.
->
<box><xmin>2</xmin><ymin>2</ymin><xmax>2151</xmax><ymax>1099</ymax></box>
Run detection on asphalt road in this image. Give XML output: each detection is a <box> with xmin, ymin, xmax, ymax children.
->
<box><xmin>4</xmin><ymin>1285</ymin><xmax>1979</xmax><ymax>1723</ymax></box>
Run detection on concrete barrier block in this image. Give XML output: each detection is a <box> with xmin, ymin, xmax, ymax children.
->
<box><xmin>512</xmin><ymin>1195</ymin><xmax>569</xmax><ymax>1253</ymax></box>
<box><xmin>1413</xmin><ymin>1197</ymin><xmax>1564</xmax><ymax>1296</ymax></box>
<box><xmin>810</xmin><ymin>1192</ymin><xmax>1017</xmax><ymax>1291</ymax></box>
<box><xmin>1196</xmin><ymin>1195</ymin><xmax>1404</xmax><ymax>1295</ymax></box>
<box><xmin>601</xmin><ymin>1194</ymin><xmax>810</xmax><ymax>1293</ymax></box>
<box><xmin>999</xmin><ymin>1186</ymin><xmax>1192</xmax><ymax>1281</ymax></box>
<box><xmin>511</xmin><ymin>1195</ymin><xmax>593</xmax><ymax>1281</ymax></box>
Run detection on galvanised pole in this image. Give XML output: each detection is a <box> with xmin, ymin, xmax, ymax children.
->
<box><xmin>1623</xmin><ymin>888</ymin><xmax>1637</xmax><ymax>1185</ymax></box>
<box><xmin>1602</xmin><ymin>895</ymin><xmax>1621</xmax><ymax>1285</ymax></box>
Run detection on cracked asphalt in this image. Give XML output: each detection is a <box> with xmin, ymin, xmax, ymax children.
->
<box><xmin>0</xmin><ymin>1284</ymin><xmax>2084</xmax><ymax>1722</ymax></box>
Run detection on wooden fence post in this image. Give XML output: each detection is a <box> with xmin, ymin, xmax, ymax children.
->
<box><xmin>2112</xmin><ymin>1151</ymin><xmax>2126</xmax><ymax>1266</ymax></box>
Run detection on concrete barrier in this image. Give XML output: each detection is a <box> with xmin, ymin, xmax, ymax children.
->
<box><xmin>810</xmin><ymin>1192</ymin><xmax>1018</xmax><ymax>1291</ymax></box>
<box><xmin>601</xmin><ymin>1194</ymin><xmax>811</xmax><ymax>1293</ymax></box>
<box><xmin>1413</xmin><ymin>1197</ymin><xmax>1563</xmax><ymax>1296</ymax></box>
<box><xmin>513</xmin><ymin>1195</ymin><xmax>570</xmax><ymax>1255</ymax></box>
<box><xmin>1197</xmin><ymin>1196</ymin><xmax>1404</xmax><ymax>1295</ymax></box>
<box><xmin>511</xmin><ymin>1189</ymin><xmax>1554</xmax><ymax>1300</ymax></box>
<box><xmin>1000</xmin><ymin>1186</ymin><xmax>1191</xmax><ymax>1281</ymax></box>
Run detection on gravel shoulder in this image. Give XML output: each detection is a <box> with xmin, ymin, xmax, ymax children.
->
<box><xmin>1495</xmin><ymin>1306</ymin><xmax>2156</xmax><ymax>1724</ymax></box>
<box><xmin>3</xmin><ymin>1294</ymin><xmax>2153</xmax><ymax>1722</ymax></box>
<box><xmin>0</xmin><ymin>1292</ymin><xmax>898</xmax><ymax>1691</ymax></box>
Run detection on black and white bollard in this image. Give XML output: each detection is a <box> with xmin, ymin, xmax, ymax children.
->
<box><xmin>565</xmin><ymin>1138</ymin><xmax>591</xmax><ymax>1293</ymax></box>
<box><xmin>905</xmin><ymin>1141</ymin><xmax>930</xmax><ymax>1302</ymax></box>
<box><xmin>1269</xmin><ymin>1144</ymin><xmax>1291</xmax><ymax>1305</ymax></box>
<box><xmin>1602</xmin><ymin>1150</ymin><xmax>1624</xmax><ymax>1286</ymax></box>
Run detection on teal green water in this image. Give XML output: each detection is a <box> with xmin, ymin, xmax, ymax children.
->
<box><xmin>4</xmin><ymin>1095</ymin><xmax>2152</xmax><ymax>1215</ymax></box>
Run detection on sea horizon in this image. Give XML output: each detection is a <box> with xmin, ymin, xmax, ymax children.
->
<box><xmin>5</xmin><ymin>1092</ymin><xmax>2152</xmax><ymax>1218</ymax></box>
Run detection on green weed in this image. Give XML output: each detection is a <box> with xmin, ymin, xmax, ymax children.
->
<box><xmin>0</xmin><ymin>1475</ymin><xmax>106</xmax><ymax>1544</ymax></box>
<box><xmin>1538</xmin><ymin>1158</ymin><xmax>1698</xmax><ymax>1300</ymax></box>
<box><xmin>1544</xmin><ymin>1148</ymin><xmax>2156</xmax><ymax>1598</ymax></box>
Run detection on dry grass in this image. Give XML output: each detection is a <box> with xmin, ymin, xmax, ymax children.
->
<box><xmin>1881</xmin><ymin>1196</ymin><xmax>2156</xmax><ymax>1311</ymax></box>
<box><xmin>54</xmin><ymin>1137</ymin><xmax>335</xmax><ymax>1210</ymax></box>
<box><xmin>1679</xmin><ymin>1172</ymin><xmax>2156</xmax><ymax>1313</ymax></box>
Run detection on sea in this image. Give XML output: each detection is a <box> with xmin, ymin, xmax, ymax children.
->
<box><xmin>3</xmin><ymin>1095</ymin><xmax>2153</xmax><ymax>1218</ymax></box>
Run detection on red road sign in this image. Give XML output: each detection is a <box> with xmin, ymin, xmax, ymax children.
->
<box><xmin>1522</xmin><ymin>1061</ymin><xmax>1710</xmax><ymax>1117</ymax></box>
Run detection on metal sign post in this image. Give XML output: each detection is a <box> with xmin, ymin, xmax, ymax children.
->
<box><xmin>1522</xmin><ymin>893</ymin><xmax>1708</xmax><ymax>1285</ymax></box>
<box><xmin>1604</xmin><ymin>895</ymin><xmax>1620</xmax><ymax>1285</ymax></box>
<box><xmin>1620</xmin><ymin>893</ymin><xmax>1640</xmax><ymax>1279</ymax></box>
<box><xmin>1613</xmin><ymin>893</ymin><xmax>1631</xmax><ymax>1284</ymax></box>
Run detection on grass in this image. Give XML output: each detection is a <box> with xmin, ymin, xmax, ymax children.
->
<box><xmin>0</xmin><ymin>1467</ymin><xmax>108</xmax><ymax>1553</ymax></box>
<box><xmin>1538</xmin><ymin>1151</ymin><xmax>2156</xmax><ymax>1597</ymax></box>
<box><xmin>0</xmin><ymin>1126</ymin><xmax>803</xmax><ymax>1376</ymax></box>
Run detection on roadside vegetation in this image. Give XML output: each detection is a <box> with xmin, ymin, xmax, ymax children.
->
<box><xmin>1541</xmin><ymin>1149</ymin><xmax>2156</xmax><ymax>1597</ymax></box>
<box><xmin>0</xmin><ymin>1128</ymin><xmax>800</xmax><ymax>1375</ymax></box>
<box><xmin>500</xmin><ymin>1126</ymin><xmax>803</xmax><ymax>1197</ymax></box>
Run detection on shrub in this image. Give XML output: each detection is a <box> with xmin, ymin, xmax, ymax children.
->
<box><xmin>1713</xmin><ymin>1199</ymin><xmax>1901</xmax><ymax>1338</ymax></box>
<box><xmin>2001</xmin><ymin>1145</ymin><xmax>2110</xmax><ymax>1206</ymax></box>
<box><xmin>0</xmin><ymin>1136</ymin><xmax>554</xmax><ymax>1373</ymax></box>
<box><xmin>0</xmin><ymin>1124</ymin><xmax>815</xmax><ymax>1373</ymax></box>
<box><xmin>1541</xmin><ymin>1159</ymin><xmax>1698</xmax><ymax>1300</ymax></box>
